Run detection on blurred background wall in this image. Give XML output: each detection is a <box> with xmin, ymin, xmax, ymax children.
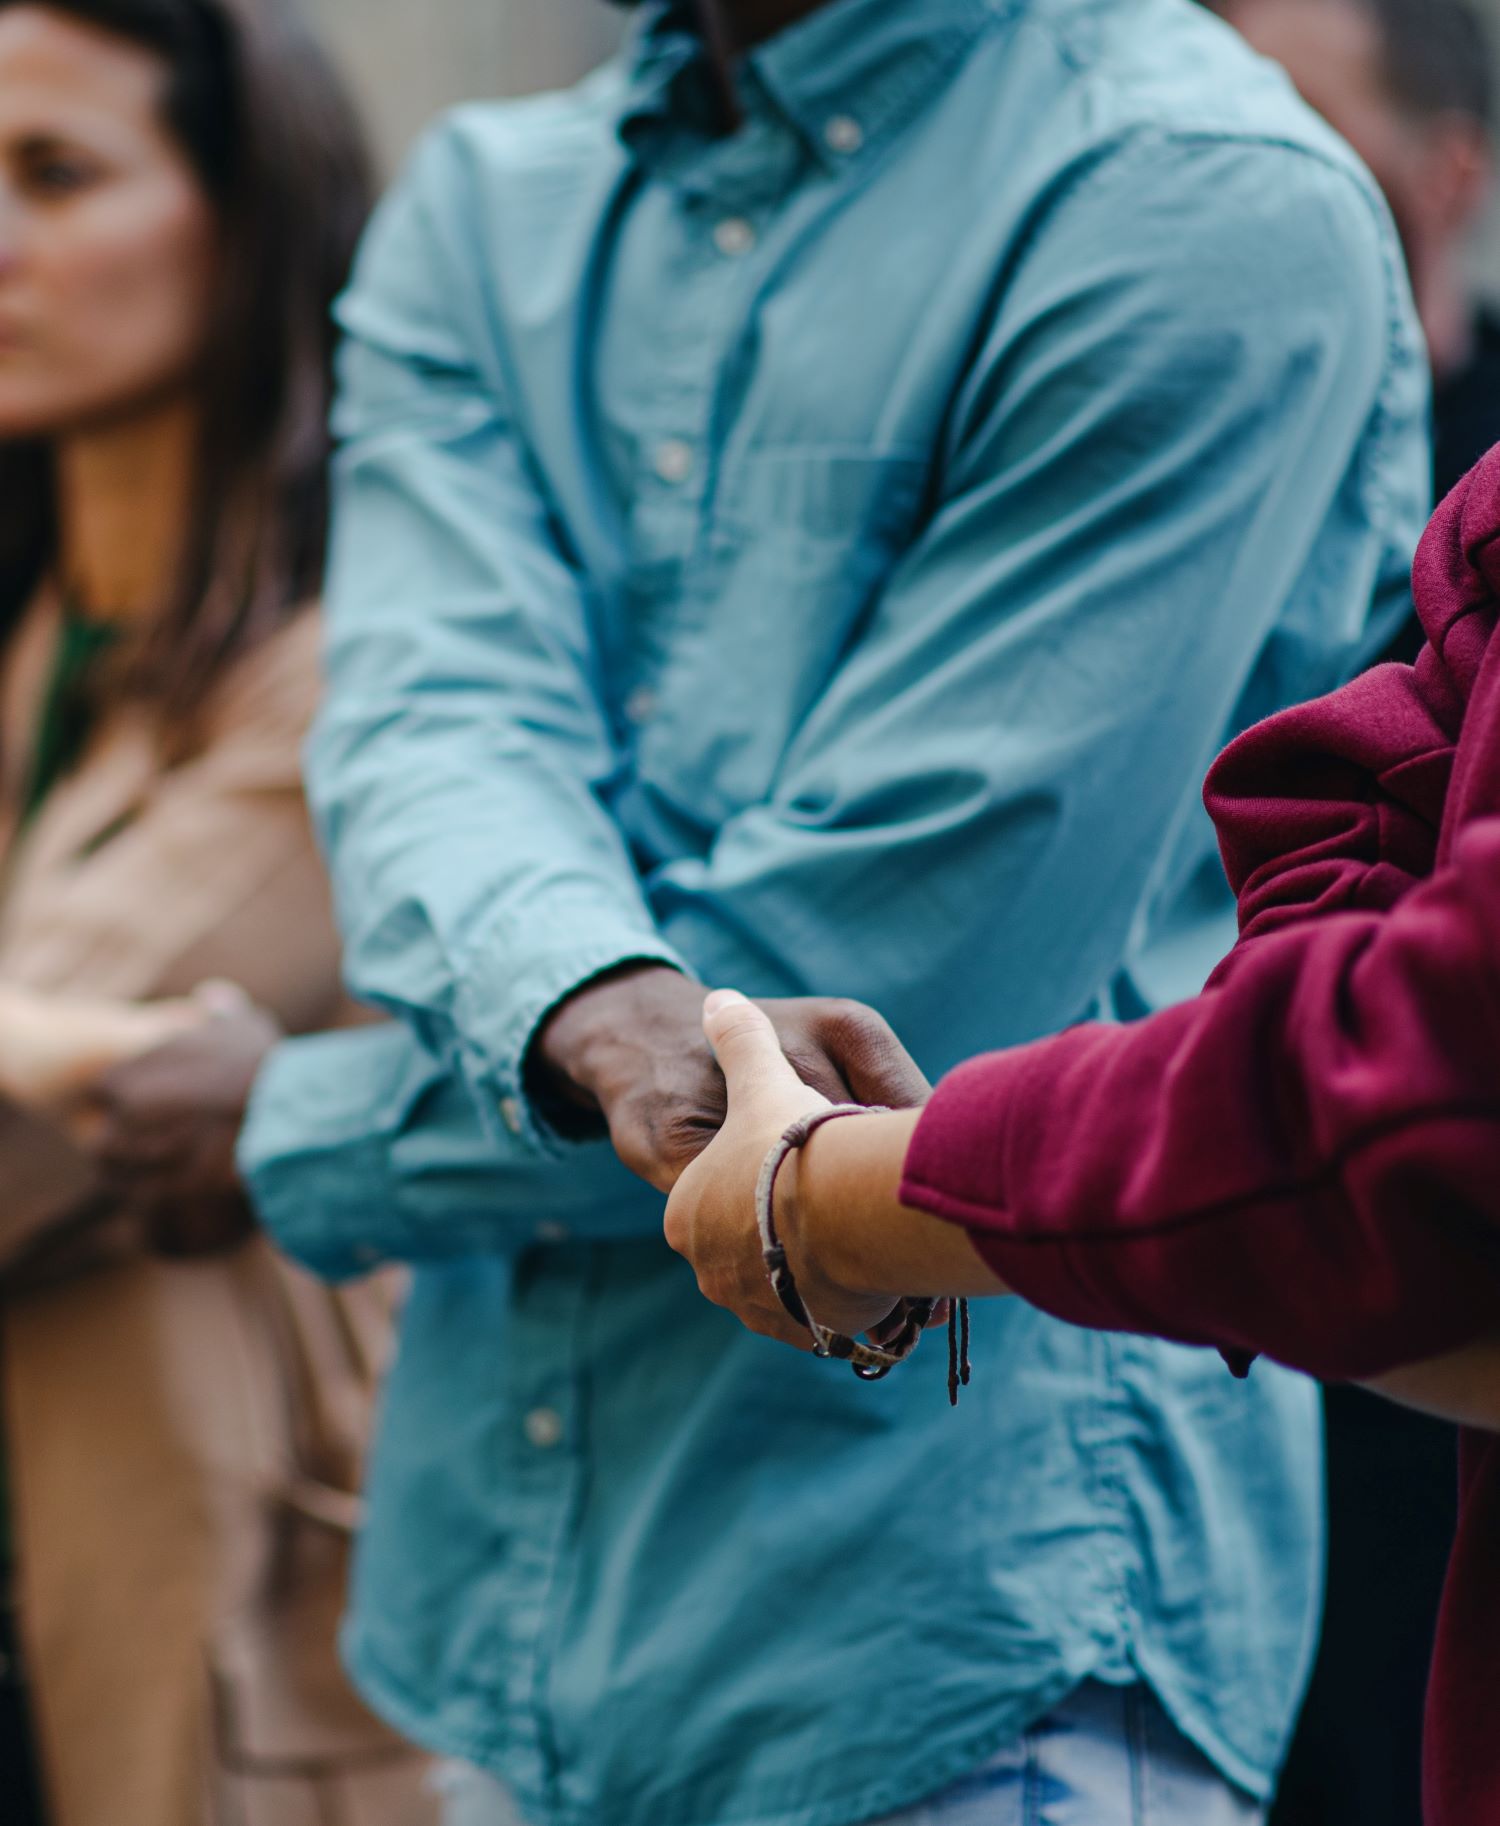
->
<box><xmin>304</xmin><ymin>0</ymin><xmax>1500</xmax><ymax>284</ymax></box>
<box><xmin>301</xmin><ymin>0</ymin><xmax>623</xmax><ymax>173</ymax></box>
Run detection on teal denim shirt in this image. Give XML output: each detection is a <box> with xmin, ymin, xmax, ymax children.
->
<box><xmin>242</xmin><ymin>3</ymin><xmax>1430</xmax><ymax>1823</ymax></box>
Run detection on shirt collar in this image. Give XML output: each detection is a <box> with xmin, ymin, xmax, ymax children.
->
<box><xmin>619</xmin><ymin>0</ymin><xmax>1001</xmax><ymax>172</ymax></box>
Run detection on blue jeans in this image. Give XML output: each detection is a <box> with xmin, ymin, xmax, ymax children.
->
<box><xmin>433</xmin><ymin>1682</ymin><xmax>1266</xmax><ymax>1825</ymax></box>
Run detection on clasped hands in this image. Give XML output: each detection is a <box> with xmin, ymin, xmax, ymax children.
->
<box><xmin>532</xmin><ymin>964</ymin><xmax>935</xmax><ymax>1348</ymax></box>
<box><xmin>0</xmin><ymin>979</ymin><xmax>281</xmax><ymax>1258</ymax></box>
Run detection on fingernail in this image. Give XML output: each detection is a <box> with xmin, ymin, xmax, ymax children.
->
<box><xmin>702</xmin><ymin>989</ymin><xmax>748</xmax><ymax>1016</ymax></box>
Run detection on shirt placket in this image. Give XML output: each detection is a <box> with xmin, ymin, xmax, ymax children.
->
<box><xmin>493</xmin><ymin>1248</ymin><xmax>591</xmax><ymax>1821</ymax></box>
<box><xmin>504</xmin><ymin>157</ymin><xmax>783</xmax><ymax>1826</ymax></box>
<box><xmin>617</xmin><ymin>142</ymin><xmax>789</xmax><ymax>726</ymax></box>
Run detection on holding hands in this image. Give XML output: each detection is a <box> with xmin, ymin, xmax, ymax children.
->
<box><xmin>535</xmin><ymin>964</ymin><xmax>1005</xmax><ymax>1359</ymax></box>
<box><xmin>0</xmin><ymin>979</ymin><xmax>282</xmax><ymax>1259</ymax></box>
<box><xmin>0</xmin><ymin>982</ymin><xmax>206</xmax><ymax>1109</ymax></box>
<box><xmin>663</xmin><ymin>989</ymin><xmax>1006</xmax><ymax>1362</ymax></box>
<box><xmin>532</xmin><ymin>964</ymin><xmax>931</xmax><ymax>1192</ymax></box>
<box><xmin>79</xmin><ymin>984</ymin><xmax>283</xmax><ymax>1257</ymax></box>
<box><xmin>665</xmin><ymin>990</ymin><xmax>908</xmax><ymax>1348</ymax></box>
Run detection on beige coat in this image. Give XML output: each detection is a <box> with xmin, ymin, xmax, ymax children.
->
<box><xmin>0</xmin><ymin>598</ymin><xmax>435</xmax><ymax>1826</ymax></box>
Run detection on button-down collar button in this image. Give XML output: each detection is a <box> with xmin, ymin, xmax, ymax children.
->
<box><xmin>524</xmin><ymin>1407</ymin><xmax>564</xmax><ymax>1450</ymax></box>
<box><xmin>823</xmin><ymin>114</ymin><xmax>864</xmax><ymax>156</ymax></box>
<box><xmin>499</xmin><ymin>1096</ymin><xmax>524</xmax><ymax>1135</ymax></box>
<box><xmin>713</xmin><ymin>215</ymin><xmax>756</xmax><ymax>257</ymax></box>
<box><xmin>624</xmin><ymin>685</ymin><xmax>658</xmax><ymax>727</ymax></box>
<box><xmin>652</xmin><ymin>438</ymin><xmax>694</xmax><ymax>484</ymax></box>
<box><xmin>535</xmin><ymin>1220</ymin><xmax>571</xmax><ymax>1244</ymax></box>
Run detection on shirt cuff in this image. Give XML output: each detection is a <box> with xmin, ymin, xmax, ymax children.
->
<box><xmin>241</xmin><ymin>1028</ymin><xmax>411</xmax><ymax>1282</ymax></box>
<box><xmin>240</xmin><ymin>1023</ymin><xmax>669</xmax><ymax>1275</ymax></box>
<box><xmin>448</xmin><ymin>908</ymin><xmax>690</xmax><ymax>1152</ymax></box>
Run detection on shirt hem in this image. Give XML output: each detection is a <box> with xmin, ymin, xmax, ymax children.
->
<box><xmin>342</xmin><ymin>1623</ymin><xmax>1280</xmax><ymax>1823</ymax></box>
<box><xmin>342</xmin><ymin>1630</ymin><xmax>1109</xmax><ymax>1826</ymax></box>
<box><xmin>1129</xmin><ymin>1647</ymin><xmax>1279</xmax><ymax>1803</ymax></box>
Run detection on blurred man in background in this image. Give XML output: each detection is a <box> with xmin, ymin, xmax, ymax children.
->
<box><xmin>242</xmin><ymin>1</ymin><xmax>1427</xmax><ymax>1822</ymax></box>
<box><xmin>1207</xmin><ymin>5</ymin><xmax>1495</xmax><ymax>1823</ymax></box>
<box><xmin>1218</xmin><ymin>0</ymin><xmax>1495</xmax><ymax>553</ymax></box>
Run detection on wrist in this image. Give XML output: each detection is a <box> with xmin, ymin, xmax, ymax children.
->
<box><xmin>531</xmin><ymin>961</ymin><xmax>694</xmax><ymax>1108</ymax></box>
<box><xmin>780</xmin><ymin>1117</ymin><xmax>882</xmax><ymax>1297</ymax></box>
<box><xmin>793</xmin><ymin>1109</ymin><xmax>934</xmax><ymax>1297</ymax></box>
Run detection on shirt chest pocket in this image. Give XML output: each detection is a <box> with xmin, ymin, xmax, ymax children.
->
<box><xmin>638</xmin><ymin>447</ymin><xmax>930</xmax><ymax>823</ymax></box>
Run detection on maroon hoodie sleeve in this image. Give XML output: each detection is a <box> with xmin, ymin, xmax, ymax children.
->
<box><xmin>902</xmin><ymin>458</ymin><xmax>1500</xmax><ymax>1384</ymax></box>
<box><xmin>901</xmin><ymin>824</ymin><xmax>1500</xmax><ymax>1382</ymax></box>
<box><xmin>1207</xmin><ymin>653</ymin><xmax>1454</xmax><ymax>944</ymax></box>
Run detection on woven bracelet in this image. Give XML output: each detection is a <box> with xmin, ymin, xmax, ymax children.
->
<box><xmin>755</xmin><ymin>1105</ymin><xmax>971</xmax><ymax>1402</ymax></box>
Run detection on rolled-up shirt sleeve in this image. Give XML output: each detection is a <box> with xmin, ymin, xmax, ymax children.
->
<box><xmin>240</xmin><ymin>1023</ymin><xmax>661</xmax><ymax>1279</ymax></box>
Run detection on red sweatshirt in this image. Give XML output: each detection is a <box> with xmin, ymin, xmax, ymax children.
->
<box><xmin>901</xmin><ymin>446</ymin><xmax>1500</xmax><ymax>1825</ymax></box>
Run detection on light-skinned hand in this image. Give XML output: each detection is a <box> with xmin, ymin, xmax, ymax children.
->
<box><xmin>0</xmin><ymin>981</ymin><xmax>205</xmax><ymax>1109</ymax></box>
<box><xmin>664</xmin><ymin>989</ymin><xmax>906</xmax><ymax>1347</ymax></box>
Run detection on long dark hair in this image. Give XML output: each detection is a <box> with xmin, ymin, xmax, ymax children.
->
<box><xmin>0</xmin><ymin>0</ymin><xmax>371</xmax><ymax>744</ymax></box>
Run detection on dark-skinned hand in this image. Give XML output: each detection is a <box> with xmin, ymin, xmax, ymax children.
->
<box><xmin>76</xmin><ymin>983</ymin><xmax>283</xmax><ymax>1259</ymax></box>
<box><xmin>530</xmin><ymin>964</ymin><xmax>932</xmax><ymax>1196</ymax></box>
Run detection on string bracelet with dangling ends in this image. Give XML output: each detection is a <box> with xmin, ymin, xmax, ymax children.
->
<box><xmin>754</xmin><ymin>1104</ymin><xmax>972</xmax><ymax>1405</ymax></box>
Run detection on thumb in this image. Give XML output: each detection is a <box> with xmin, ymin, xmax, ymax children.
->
<box><xmin>702</xmin><ymin>990</ymin><xmax>804</xmax><ymax>1102</ymax></box>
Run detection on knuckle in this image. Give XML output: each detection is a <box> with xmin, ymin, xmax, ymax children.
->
<box><xmin>841</xmin><ymin>1000</ymin><xmax>890</xmax><ymax>1045</ymax></box>
<box><xmin>698</xmin><ymin>1273</ymin><xmax>731</xmax><ymax>1311</ymax></box>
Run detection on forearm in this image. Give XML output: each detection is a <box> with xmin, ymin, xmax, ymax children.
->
<box><xmin>791</xmin><ymin>1106</ymin><xmax>1500</xmax><ymax>1424</ymax></box>
<box><xmin>791</xmin><ymin>1110</ymin><xmax>1008</xmax><ymax>1300</ymax></box>
<box><xmin>1363</xmin><ymin>1337</ymin><xmax>1500</xmax><ymax>1432</ymax></box>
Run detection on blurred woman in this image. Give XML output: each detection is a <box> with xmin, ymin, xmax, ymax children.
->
<box><xmin>0</xmin><ymin>3</ymin><xmax>433</xmax><ymax>1822</ymax></box>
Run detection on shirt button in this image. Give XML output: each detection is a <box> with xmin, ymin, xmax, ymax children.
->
<box><xmin>499</xmin><ymin>1096</ymin><xmax>524</xmax><ymax>1135</ymax></box>
<box><xmin>823</xmin><ymin>114</ymin><xmax>864</xmax><ymax>155</ymax></box>
<box><xmin>535</xmin><ymin>1220</ymin><xmax>571</xmax><ymax>1244</ymax></box>
<box><xmin>713</xmin><ymin>216</ymin><xmax>756</xmax><ymax>257</ymax></box>
<box><xmin>524</xmin><ymin>1407</ymin><xmax>565</xmax><ymax>1451</ymax></box>
<box><xmin>653</xmin><ymin>438</ymin><xmax>695</xmax><ymax>485</ymax></box>
<box><xmin>353</xmin><ymin>1244</ymin><xmax>381</xmax><ymax>1268</ymax></box>
<box><xmin>624</xmin><ymin>685</ymin><xmax>658</xmax><ymax>726</ymax></box>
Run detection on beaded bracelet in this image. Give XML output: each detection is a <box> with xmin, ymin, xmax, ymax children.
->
<box><xmin>755</xmin><ymin>1104</ymin><xmax>971</xmax><ymax>1405</ymax></box>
